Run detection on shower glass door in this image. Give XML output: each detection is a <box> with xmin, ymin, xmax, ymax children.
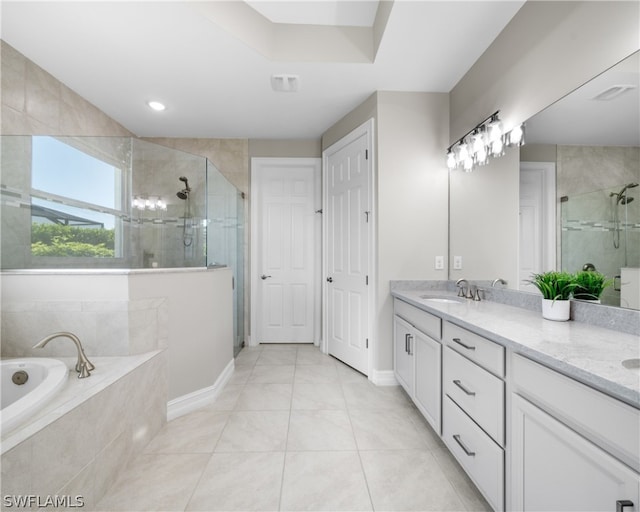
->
<box><xmin>206</xmin><ymin>160</ymin><xmax>245</xmax><ymax>355</ymax></box>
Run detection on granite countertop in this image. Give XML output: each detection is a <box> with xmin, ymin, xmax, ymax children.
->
<box><xmin>391</xmin><ymin>288</ymin><xmax>640</xmax><ymax>409</ymax></box>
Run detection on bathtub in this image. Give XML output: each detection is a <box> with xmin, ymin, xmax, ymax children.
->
<box><xmin>1</xmin><ymin>358</ymin><xmax>68</xmax><ymax>434</ymax></box>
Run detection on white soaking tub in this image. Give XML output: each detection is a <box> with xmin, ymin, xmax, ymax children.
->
<box><xmin>0</xmin><ymin>358</ymin><xmax>68</xmax><ymax>434</ymax></box>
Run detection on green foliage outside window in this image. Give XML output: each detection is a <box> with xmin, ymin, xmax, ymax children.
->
<box><xmin>31</xmin><ymin>224</ymin><xmax>115</xmax><ymax>258</ymax></box>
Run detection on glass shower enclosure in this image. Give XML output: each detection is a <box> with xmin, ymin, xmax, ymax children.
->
<box><xmin>0</xmin><ymin>135</ymin><xmax>245</xmax><ymax>354</ymax></box>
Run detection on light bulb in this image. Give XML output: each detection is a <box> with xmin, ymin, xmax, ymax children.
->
<box><xmin>463</xmin><ymin>156</ymin><xmax>474</xmax><ymax>172</ymax></box>
<box><xmin>487</xmin><ymin>115</ymin><xmax>503</xmax><ymax>143</ymax></box>
<box><xmin>457</xmin><ymin>142</ymin><xmax>470</xmax><ymax>164</ymax></box>
<box><xmin>475</xmin><ymin>145</ymin><xmax>488</xmax><ymax>166</ymax></box>
<box><xmin>508</xmin><ymin>124</ymin><xmax>525</xmax><ymax>146</ymax></box>
<box><xmin>490</xmin><ymin>137</ymin><xmax>504</xmax><ymax>157</ymax></box>
<box><xmin>471</xmin><ymin>129</ymin><xmax>486</xmax><ymax>155</ymax></box>
<box><xmin>446</xmin><ymin>150</ymin><xmax>457</xmax><ymax>170</ymax></box>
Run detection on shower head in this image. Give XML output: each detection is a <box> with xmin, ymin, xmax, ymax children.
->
<box><xmin>611</xmin><ymin>183</ymin><xmax>639</xmax><ymax>204</ymax></box>
<box><xmin>177</xmin><ymin>176</ymin><xmax>191</xmax><ymax>200</ymax></box>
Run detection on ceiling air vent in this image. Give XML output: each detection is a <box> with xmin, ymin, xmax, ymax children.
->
<box><xmin>591</xmin><ymin>84</ymin><xmax>636</xmax><ymax>101</ymax></box>
<box><xmin>271</xmin><ymin>74</ymin><xmax>300</xmax><ymax>93</ymax></box>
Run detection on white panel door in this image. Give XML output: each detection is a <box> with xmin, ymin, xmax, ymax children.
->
<box><xmin>324</xmin><ymin>123</ymin><xmax>372</xmax><ymax>374</ymax></box>
<box><xmin>519</xmin><ymin>162</ymin><xmax>556</xmax><ymax>290</ymax></box>
<box><xmin>251</xmin><ymin>158</ymin><xmax>321</xmax><ymax>344</ymax></box>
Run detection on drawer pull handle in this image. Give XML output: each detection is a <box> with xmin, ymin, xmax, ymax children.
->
<box><xmin>616</xmin><ymin>500</ymin><xmax>634</xmax><ymax>512</ymax></box>
<box><xmin>405</xmin><ymin>333</ymin><xmax>410</xmax><ymax>353</ymax></box>
<box><xmin>452</xmin><ymin>337</ymin><xmax>476</xmax><ymax>351</ymax></box>
<box><xmin>453</xmin><ymin>379</ymin><xmax>476</xmax><ymax>396</ymax></box>
<box><xmin>453</xmin><ymin>434</ymin><xmax>475</xmax><ymax>457</ymax></box>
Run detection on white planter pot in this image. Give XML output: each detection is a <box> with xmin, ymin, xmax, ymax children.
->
<box><xmin>541</xmin><ymin>298</ymin><xmax>571</xmax><ymax>321</ymax></box>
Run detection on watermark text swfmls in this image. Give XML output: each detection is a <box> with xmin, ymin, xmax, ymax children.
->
<box><xmin>3</xmin><ymin>495</ymin><xmax>85</xmax><ymax>508</ymax></box>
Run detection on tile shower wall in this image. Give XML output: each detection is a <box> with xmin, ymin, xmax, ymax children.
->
<box><xmin>558</xmin><ymin>145</ymin><xmax>640</xmax><ymax>305</ymax></box>
<box><xmin>1</xmin><ymin>352</ymin><xmax>167</xmax><ymax>511</ymax></box>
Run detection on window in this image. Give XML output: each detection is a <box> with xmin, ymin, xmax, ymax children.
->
<box><xmin>30</xmin><ymin>137</ymin><xmax>125</xmax><ymax>259</ymax></box>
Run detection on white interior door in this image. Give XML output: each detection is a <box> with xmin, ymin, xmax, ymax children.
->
<box><xmin>251</xmin><ymin>158</ymin><xmax>321</xmax><ymax>344</ymax></box>
<box><xmin>519</xmin><ymin>162</ymin><xmax>556</xmax><ymax>290</ymax></box>
<box><xmin>323</xmin><ymin>120</ymin><xmax>373</xmax><ymax>375</ymax></box>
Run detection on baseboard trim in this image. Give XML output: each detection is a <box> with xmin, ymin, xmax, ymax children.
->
<box><xmin>167</xmin><ymin>358</ymin><xmax>235</xmax><ymax>421</ymax></box>
<box><xmin>370</xmin><ymin>369</ymin><xmax>398</xmax><ymax>386</ymax></box>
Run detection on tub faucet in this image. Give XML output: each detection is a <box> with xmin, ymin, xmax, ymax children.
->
<box><xmin>33</xmin><ymin>332</ymin><xmax>95</xmax><ymax>378</ymax></box>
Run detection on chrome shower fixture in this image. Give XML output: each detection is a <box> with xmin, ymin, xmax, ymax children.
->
<box><xmin>177</xmin><ymin>176</ymin><xmax>191</xmax><ymax>200</ymax></box>
<box><xmin>610</xmin><ymin>182</ymin><xmax>638</xmax><ymax>204</ymax></box>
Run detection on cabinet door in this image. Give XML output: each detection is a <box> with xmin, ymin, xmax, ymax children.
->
<box><xmin>511</xmin><ymin>394</ymin><xmax>640</xmax><ymax>512</ymax></box>
<box><xmin>393</xmin><ymin>315</ymin><xmax>414</xmax><ymax>395</ymax></box>
<box><xmin>414</xmin><ymin>330</ymin><xmax>441</xmax><ymax>434</ymax></box>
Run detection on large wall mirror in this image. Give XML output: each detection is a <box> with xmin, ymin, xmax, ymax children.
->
<box><xmin>449</xmin><ymin>51</ymin><xmax>639</xmax><ymax>311</ymax></box>
<box><xmin>522</xmin><ymin>51</ymin><xmax>639</xmax><ymax>310</ymax></box>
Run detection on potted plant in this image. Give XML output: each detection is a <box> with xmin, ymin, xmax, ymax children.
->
<box><xmin>573</xmin><ymin>270</ymin><xmax>613</xmax><ymax>302</ymax></box>
<box><xmin>528</xmin><ymin>271</ymin><xmax>576</xmax><ymax>321</ymax></box>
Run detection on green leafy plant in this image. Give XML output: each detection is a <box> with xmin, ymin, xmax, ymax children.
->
<box><xmin>573</xmin><ymin>270</ymin><xmax>613</xmax><ymax>300</ymax></box>
<box><xmin>527</xmin><ymin>271</ymin><xmax>577</xmax><ymax>301</ymax></box>
<box><xmin>31</xmin><ymin>224</ymin><xmax>115</xmax><ymax>258</ymax></box>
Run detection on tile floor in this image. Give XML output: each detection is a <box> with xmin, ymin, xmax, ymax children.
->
<box><xmin>95</xmin><ymin>344</ymin><xmax>491</xmax><ymax>512</ymax></box>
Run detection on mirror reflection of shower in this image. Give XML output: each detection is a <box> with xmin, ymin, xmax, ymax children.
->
<box><xmin>610</xmin><ymin>182</ymin><xmax>638</xmax><ymax>265</ymax></box>
<box><xmin>176</xmin><ymin>176</ymin><xmax>194</xmax><ymax>248</ymax></box>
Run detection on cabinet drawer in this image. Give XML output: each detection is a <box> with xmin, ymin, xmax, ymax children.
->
<box><xmin>443</xmin><ymin>396</ymin><xmax>504</xmax><ymax>512</ymax></box>
<box><xmin>395</xmin><ymin>299</ymin><xmax>442</xmax><ymax>340</ymax></box>
<box><xmin>444</xmin><ymin>347</ymin><xmax>504</xmax><ymax>446</ymax></box>
<box><xmin>443</xmin><ymin>321</ymin><xmax>504</xmax><ymax>377</ymax></box>
<box><xmin>513</xmin><ymin>353</ymin><xmax>640</xmax><ymax>473</ymax></box>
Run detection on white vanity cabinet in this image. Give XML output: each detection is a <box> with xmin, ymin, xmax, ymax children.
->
<box><xmin>510</xmin><ymin>354</ymin><xmax>640</xmax><ymax>512</ymax></box>
<box><xmin>393</xmin><ymin>300</ymin><xmax>442</xmax><ymax>433</ymax></box>
<box><xmin>442</xmin><ymin>321</ymin><xmax>506</xmax><ymax>511</ymax></box>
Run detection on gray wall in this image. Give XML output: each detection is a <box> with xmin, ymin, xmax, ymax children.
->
<box><xmin>321</xmin><ymin>91</ymin><xmax>449</xmax><ymax>374</ymax></box>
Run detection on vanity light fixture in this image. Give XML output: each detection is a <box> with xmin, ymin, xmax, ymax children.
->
<box><xmin>147</xmin><ymin>100</ymin><xmax>166</xmax><ymax>112</ymax></box>
<box><xmin>445</xmin><ymin>111</ymin><xmax>525</xmax><ymax>172</ymax></box>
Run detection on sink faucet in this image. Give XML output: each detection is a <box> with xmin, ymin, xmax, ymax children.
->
<box><xmin>455</xmin><ymin>278</ymin><xmax>472</xmax><ymax>299</ymax></box>
<box><xmin>492</xmin><ymin>278</ymin><xmax>507</xmax><ymax>288</ymax></box>
<box><xmin>33</xmin><ymin>332</ymin><xmax>95</xmax><ymax>378</ymax></box>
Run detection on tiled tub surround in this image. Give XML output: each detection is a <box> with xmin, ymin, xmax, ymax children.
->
<box><xmin>1</xmin><ymin>350</ymin><xmax>167</xmax><ymax>510</ymax></box>
<box><xmin>1</xmin><ymin>296</ymin><xmax>167</xmax><ymax>358</ymax></box>
<box><xmin>390</xmin><ymin>283</ymin><xmax>640</xmax><ymax>408</ymax></box>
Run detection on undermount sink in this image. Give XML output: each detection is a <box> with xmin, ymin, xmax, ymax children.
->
<box><xmin>622</xmin><ymin>358</ymin><xmax>640</xmax><ymax>372</ymax></box>
<box><xmin>419</xmin><ymin>294</ymin><xmax>465</xmax><ymax>304</ymax></box>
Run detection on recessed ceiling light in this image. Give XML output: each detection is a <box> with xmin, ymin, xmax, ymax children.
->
<box><xmin>147</xmin><ymin>100</ymin><xmax>166</xmax><ymax>111</ymax></box>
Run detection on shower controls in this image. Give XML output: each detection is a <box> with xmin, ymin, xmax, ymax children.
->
<box><xmin>260</xmin><ymin>274</ymin><xmax>271</xmax><ymax>280</ymax></box>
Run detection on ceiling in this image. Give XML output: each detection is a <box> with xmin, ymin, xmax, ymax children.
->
<box><xmin>526</xmin><ymin>51</ymin><xmax>639</xmax><ymax>147</ymax></box>
<box><xmin>1</xmin><ymin>1</ymin><xmax>527</xmax><ymax>139</ymax></box>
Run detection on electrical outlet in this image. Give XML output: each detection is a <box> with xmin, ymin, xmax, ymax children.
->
<box><xmin>453</xmin><ymin>256</ymin><xmax>463</xmax><ymax>270</ymax></box>
<box><xmin>435</xmin><ymin>256</ymin><xmax>444</xmax><ymax>270</ymax></box>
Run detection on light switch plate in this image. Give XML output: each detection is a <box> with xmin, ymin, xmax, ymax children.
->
<box><xmin>435</xmin><ymin>256</ymin><xmax>444</xmax><ymax>270</ymax></box>
<box><xmin>453</xmin><ymin>256</ymin><xmax>463</xmax><ymax>270</ymax></box>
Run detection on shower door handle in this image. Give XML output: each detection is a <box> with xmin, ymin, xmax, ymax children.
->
<box><xmin>614</xmin><ymin>275</ymin><xmax>621</xmax><ymax>291</ymax></box>
<box><xmin>261</xmin><ymin>274</ymin><xmax>272</xmax><ymax>280</ymax></box>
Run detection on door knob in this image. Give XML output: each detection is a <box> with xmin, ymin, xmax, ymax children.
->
<box><xmin>326</xmin><ymin>277</ymin><xmax>333</xmax><ymax>283</ymax></box>
<box><xmin>261</xmin><ymin>274</ymin><xmax>272</xmax><ymax>280</ymax></box>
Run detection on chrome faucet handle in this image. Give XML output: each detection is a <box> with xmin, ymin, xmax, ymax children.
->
<box><xmin>473</xmin><ymin>288</ymin><xmax>483</xmax><ymax>301</ymax></box>
<box><xmin>456</xmin><ymin>278</ymin><xmax>469</xmax><ymax>297</ymax></box>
